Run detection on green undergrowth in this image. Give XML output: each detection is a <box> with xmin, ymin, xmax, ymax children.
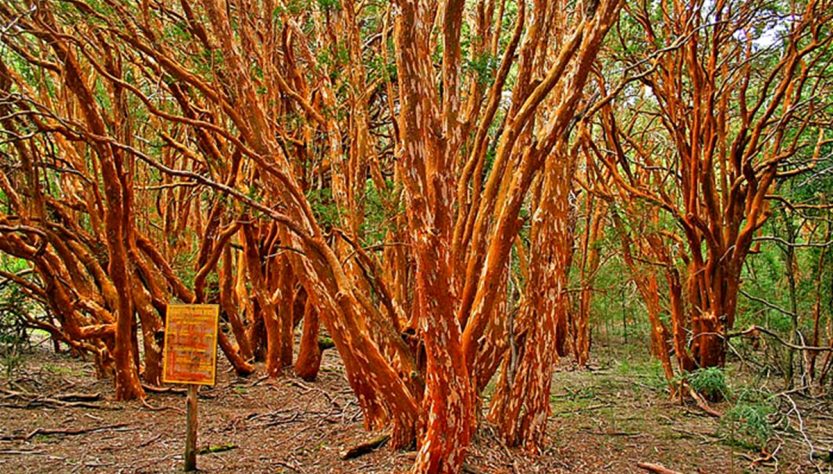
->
<box><xmin>718</xmin><ymin>388</ymin><xmax>777</xmax><ymax>450</ymax></box>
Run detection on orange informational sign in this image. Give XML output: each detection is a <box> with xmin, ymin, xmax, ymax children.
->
<box><xmin>162</xmin><ymin>304</ymin><xmax>220</xmax><ymax>386</ymax></box>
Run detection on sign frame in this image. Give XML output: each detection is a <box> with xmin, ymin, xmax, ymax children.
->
<box><xmin>162</xmin><ymin>303</ymin><xmax>220</xmax><ymax>386</ymax></box>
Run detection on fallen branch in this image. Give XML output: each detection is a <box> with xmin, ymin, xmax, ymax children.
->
<box><xmin>53</xmin><ymin>392</ymin><xmax>101</xmax><ymax>402</ymax></box>
<box><xmin>0</xmin><ymin>387</ymin><xmax>110</xmax><ymax>410</ymax></box>
<box><xmin>143</xmin><ymin>398</ymin><xmax>184</xmax><ymax>414</ymax></box>
<box><xmin>740</xmin><ymin>444</ymin><xmax>781</xmax><ymax>468</ymax></box>
<box><xmin>779</xmin><ymin>392</ymin><xmax>818</xmax><ymax>464</ymax></box>
<box><xmin>198</xmin><ymin>443</ymin><xmax>237</xmax><ymax>455</ymax></box>
<box><xmin>0</xmin><ymin>399</ymin><xmax>112</xmax><ymax>410</ymax></box>
<box><xmin>26</xmin><ymin>423</ymin><xmax>130</xmax><ymax>440</ymax></box>
<box><xmin>637</xmin><ymin>462</ymin><xmax>683</xmax><ymax>474</ymax></box>
<box><xmin>0</xmin><ymin>423</ymin><xmax>130</xmax><ymax>441</ymax></box>
<box><xmin>688</xmin><ymin>387</ymin><xmax>722</xmax><ymax>418</ymax></box>
<box><xmin>340</xmin><ymin>434</ymin><xmax>390</xmax><ymax>460</ymax></box>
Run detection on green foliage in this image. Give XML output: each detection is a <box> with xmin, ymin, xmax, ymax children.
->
<box><xmin>719</xmin><ymin>390</ymin><xmax>775</xmax><ymax>450</ymax></box>
<box><xmin>1</xmin><ymin>341</ymin><xmax>25</xmax><ymax>380</ymax></box>
<box><xmin>683</xmin><ymin>367</ymin><xmax>730</xmax><ymax>401</ymax></box>
<box><xmin>164</xmin><ymin>21</ymin><xmax>191</xmax><ymax>42</ymax></box>
<box><xmin>0</xmin><ymin>259</ymin><xmax>33</xmax><ymax>379</ymax></box>
<box><xmin>278</xmin><ymin>0</ymin><xmax>305</xmax><ymax>15</ymax></box>
<box><xmin>307</xmin><ymin>188</ymin><xmax>340</xmax><ymax>229</ymax></box>
<box><xmin>195</xmin><ymin>49</ymin><xmax>225</xmax><ymax>76</ymax></box>
<box><xmin>465</xmin><ymin>52</ymin><xmax>498</xmax><ymax>86</ymax></box>
<box><xmin>360</xmin><ymin>179</ymin><xmax>395</xmax><ymax>244</ymax></box>
<box><xmin>317</xmin><ymin>0</ymin><xmax>341</xmax><ymax>12</ymax></box>
<box><xmin>367</xmin><ymin>55</ymin><xmax>397</xmax><ymax>83</ymax></box>
<box><xmin>561</xmin><ymin>386</ymin><xmax>596</xmax><ymax>402</ymax></box>
<box><xmin>168</xmin><ymin>229</ymin><xmax>209</xmax><ymax>297</ymax></box>
<box><xmin>616</xmin><ymin>359</ymin><xmax>668</xmax><ymax>392</ymax></box>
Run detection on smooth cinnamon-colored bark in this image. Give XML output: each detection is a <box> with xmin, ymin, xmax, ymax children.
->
<box><xmin>295</xmin><ymin>299</ymin><xmax>323</xmax><ymax>381</ymax></box>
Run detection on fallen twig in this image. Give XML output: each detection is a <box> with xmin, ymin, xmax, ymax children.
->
<box><xmin>559</xmin><ymin>403</ymin><xmax>611</xmax><ymax>415</ymax></box>
<box><xmin>637</xmin><ymin>461</ymin><xmax>683</xmax><ymax>474</ymax></box>
<box><xmin>140</xmin><ymin>398</ymin><xmax>177</xmax><ymax>412</ymax></box>
<box><xmin>0</xmin><ymin>449</ymin><xmax>45</xmax><ymax>455</ymax></box>
<box><xmin>668</xmin><ymin>426</ymin><xmax>716</xmax><ymax>442</ymax></box>
<box><xmin>141</xmin><ymin>383</ymin><xmax>186</xmax><ymax>394</ymax></box>
<box><xmin>287</xmin><ymin>378</ymin><xmax>338</xmax><ymax>408</ymax></box>
<box><xmin>590</xmin><ymin>430</ymin><xmax>644</xmax><ymax>437</ymax></box>
<box><xmin>136</xmin><ymin>433</ymin><xmax>163</xmax><ymax>448</ymax></box>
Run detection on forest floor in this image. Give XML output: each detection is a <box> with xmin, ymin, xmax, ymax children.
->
<box><xmin>0</xmin><ymin>338</ymin><xmax>831</xmax><ymax>473</ymax></box>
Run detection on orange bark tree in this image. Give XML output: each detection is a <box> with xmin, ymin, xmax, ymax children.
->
<box><xmin>0</xmin><ymin>0</ymin><xmax>623</xmax><ymax>470</ymax></box>
<box><xmin>594</xmin><ymin>0</ymin><xmax>833</xmax><ymax>369</ymax></box>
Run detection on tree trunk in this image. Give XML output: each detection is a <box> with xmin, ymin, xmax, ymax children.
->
<box><xmin>489</xmin><ymin>143</ymin><xmax>572</xmax><ymax>452</ymax></box>
<box><xmin>295</xmin><ymin>299</ymin><xmax>323</xmax><ymax>381</ymax></box>
<box><xmin>242</xmin><ymin>225</ymin><xmax>282</xmax><ymax>377</ymax></box>
<box><xmin>411</xmin><ymin>235</ymin><xmax>474</xmax><ymax>473</ymax></box>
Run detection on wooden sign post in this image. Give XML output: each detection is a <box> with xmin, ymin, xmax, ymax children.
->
<box><xmin>162</xmin><ymin>304</ymin><xmax>220</xmax><ymax>472</ymax></box>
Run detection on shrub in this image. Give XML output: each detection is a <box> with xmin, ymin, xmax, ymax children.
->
<box><xmin>719</xmin><ymin>389</ymin><xmax>775</xmax><ymax>450</ymax></box>
<box><xmin>686</xmin><ymin>367</ymin><xmax>730</xmax><ymax>401</ymax></box>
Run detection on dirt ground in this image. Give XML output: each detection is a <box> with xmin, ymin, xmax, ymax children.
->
<box><xmin>0</xmin><ymin>340</ymin><xmax>831</xmax><ymax>473</ymax></box>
